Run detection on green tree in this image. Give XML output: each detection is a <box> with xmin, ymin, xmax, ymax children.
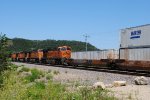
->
<box><xmin>0</xmin><ymin>34</ymin><xmax>9</xmax><ymax>73</ymax></box>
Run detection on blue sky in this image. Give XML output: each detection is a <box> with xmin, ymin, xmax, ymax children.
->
<box><xmin>0</xmin><ymin>0</ymin><xmax>150</xmax><ymax>49</ymax></box>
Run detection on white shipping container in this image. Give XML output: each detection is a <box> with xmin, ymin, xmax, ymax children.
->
<box><xmin>120</xmin><ymin>24</ymin><xmax>150</xmax><ymax>48</ymax></box>
<box><xmin>120</xmin><ymin>48</ymin><xmax>150</xmax><ymax>61</ymax></box>
<box><xmin>71</xmin><ymin>50</ymin><xmax>119</xmax><ymax>60</ymax></box>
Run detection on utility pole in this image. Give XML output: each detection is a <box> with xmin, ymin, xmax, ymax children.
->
<box><xmin>83</xmin><ymin>34</ymin><xmax>90</xmax><ymax>51</ymax></box>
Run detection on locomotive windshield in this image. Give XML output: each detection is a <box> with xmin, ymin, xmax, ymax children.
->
<box><xmin>61</xmin><ymin>47</ymin><xmax>67</xmax><ymax>51</ymax></box>
<box><xmin>58</xmin><ymin>47</ymin><xmax>67</xmax><ymax>51</ymax></box>
<box><xmin>58</xmin><ymin>46</ymin><xmax>71</xmax><ymax>51</ymax></box>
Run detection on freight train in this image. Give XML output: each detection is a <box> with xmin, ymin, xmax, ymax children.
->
<box><xmin>11</xmin><ymin>46</ymin><xmax>150</xmax><ymax>72</ymax></box>
<box><xmin>11</xmin><ymin>46</ymin><xmax>71</xmax><ymax>65</ymax></box>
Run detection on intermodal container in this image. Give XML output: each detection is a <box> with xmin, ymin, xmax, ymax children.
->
<box><xmin>120</xmin><ymin>48</ymin><xmax>150</xmax><ymax>61</ymax></box>
<box><xmin>71</xmin><ymin>50</ymin><xmax>119</xmax><ymax>60</ymax></box>
<box><xmin>120</xmin><ymin>24</ymin><xmax>150</xmax><ymax>48</ymax></box>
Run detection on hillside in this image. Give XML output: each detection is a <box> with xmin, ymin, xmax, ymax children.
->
<box><xmin>8</xmin><ymin>38</ymin><xmax>99</xmax><ymax>52</ymax></box>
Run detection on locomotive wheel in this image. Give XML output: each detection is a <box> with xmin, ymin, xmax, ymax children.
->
<box><xmin>61</xmin><ymin>58</ymin><xmax>68</xmax><ymax>66</ymax></box>
<box><xmin>48</xmin><ymin>59</ymin><xmax>56</xmax><ymax>65</ymax></box>
<box><xmin>72</xmin><ymin>64</ymin><xmax>78</xmax><ymax>67</ymax></box>
<box><xmin>35</xmin><ymin>59</ymin><xmax>39</xmax><ymax>63</ymax></box>
<box><xmin>23</xmin><ymin>58</ymin><xmax>25</xmax><ymax>62</ymax></box>
<box><xmin>27</xmin><ymin>58</ymin><xmax>30</xmax><ymax>62</ymax></box>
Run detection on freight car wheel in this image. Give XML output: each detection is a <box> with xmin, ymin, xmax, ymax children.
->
<box><xmin>27</xmin><ymin>58</ymin><xmax>30</xmax><ymax>62</ymax></box>
<box><xmin>110</xmin><ymin>63</ymin><xmax>117</xmax><ymax>69</ymax></box>
<box><xmin>49</xmin><ymin>59</ymin><xmax>56</xmax><ymax>65</ymax></box>
<box><xmin>107</xmin><ymin>62</ymin><xmax>117</xmax><ymax>70</ymax></box>
<box><xmin>35</xmin><ymin>59</ymin><xmax>39</xmax><ymax>63</ymax></box>
<box><xmin>73</xmin><ymin>64</ymin><xmax>78</xmax><ymax>67</ymax></box>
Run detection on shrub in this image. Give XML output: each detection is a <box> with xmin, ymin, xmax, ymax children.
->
<box><xmin>0</xmin><ymin>34</ymin><xmax>9</xmax><ymax>73</ymax></box>
<box><xmin>21</xmin><ymin>67</ymin><xmax>30</xmax><ymax>72</ymax></box>
<box><xmin>9</xmin><ymin>64</ymin><xmax>18</xmax><ymax>71</ymax></box>
<box><xmin>0</xmin><ymin>75</ymin><xmax>3</xmax><ymax>88</ymax></box>
<box><xmin>25</xmin><ymin>68</ymin><xmax>44</xmax><ymax>82</ymax></box>
<box><xmin>62</xmin><ymin>87</ymin><xmax>116</xmax><ymax>100</ymax></box>
<box><xmin>26</xmin><ymin>82</ymin><xmax>46</xmax><ymax>99</ymax></box>
<box><xmin>46</xmin><ymin>73</ymin><xmax>53</xmax><ymax>80</ymax></box>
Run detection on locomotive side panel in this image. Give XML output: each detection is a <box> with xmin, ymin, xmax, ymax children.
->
<box><xmin>11</xmin><ymin>53</ymin><xmax>17</xmax><ymax>61</ymax></box>
<box><xmin>18</xmin><ymin>52</ymin><xmax>26</xmax><ymax>62</ymax></box>
<box><xmin>30</xmin><ymin>50</ymin><xmax>43</xmax><ymax>62</ymax></box>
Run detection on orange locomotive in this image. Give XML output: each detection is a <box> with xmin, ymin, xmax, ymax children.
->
<box><xmin>29</xmin><ymin>49</ymin><xmax>43</xmax><ymax>63</ymax></box>
<box><xmin>11</xmin><ymin>53</ymin><xmax>18</xmax><ymax>61</ymax></box>
<box><xmin>17</xmin><ymin>51</ymin><xmax>29</xmax><ymax>62</ymax></box>
<box><xmin>18</xmin><ymin>52</ymin><xmax>26</xmax><ymax>62</ymax></box>
<box><xmin>42</xmin><ymin>46</ymin><xmax>71</xmax><ymax>65</ymax></box>
<box><xmin>11</xmin><ymin>46</ymin><xmax>71</xmax><ymax>65</ymax></box>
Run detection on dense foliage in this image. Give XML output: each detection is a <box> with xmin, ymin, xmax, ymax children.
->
<box><xmin>0</xmin><ymin>34</ymin><xmax>9</xmax><ymax>73</ymax></box>
<box><xmin>0</xmin><ymin>65</ymin><xmax>116</xmax><ymax>100</ymax></box>
<box><xmin>8</xmin><ymin>38</ymin><xmax>99</xmax><ymax>52</ymax></box>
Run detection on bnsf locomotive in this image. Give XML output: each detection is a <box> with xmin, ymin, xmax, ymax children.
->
<box><xmin>11</xmin><ymin>46</ymin><xmax>71</xmax><ymax>65</ymax></box>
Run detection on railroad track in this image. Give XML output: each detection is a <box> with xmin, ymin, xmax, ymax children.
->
<box><xmin>16</xmin><ymin>62</ymin><xmax>150</xmax><ymax>77</ymax></box>
<box><xmin>64</xmin><ymin>66</ymin><xmax>150</xmax><ymax>77</ymax></box>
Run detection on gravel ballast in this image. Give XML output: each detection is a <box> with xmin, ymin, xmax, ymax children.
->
<box><xmin>13</xmin><ymin>62</ymin><xmax>150</xmax><ymax>85</ymax></box>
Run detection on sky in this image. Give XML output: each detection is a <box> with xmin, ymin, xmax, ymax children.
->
<box><xmin>0</xmin><ymin>0</ymin><xmax>150</xmax><ymax>49</ymax></box>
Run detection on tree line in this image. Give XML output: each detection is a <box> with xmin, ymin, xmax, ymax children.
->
<box><xmin>9</xmin><ymin>38</ymin><xmax>99</xmax><ymax>53</ymax></box>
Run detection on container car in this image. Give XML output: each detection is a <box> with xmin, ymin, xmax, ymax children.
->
<box><xmin>119</xmin><ymin>48</ymin><xmax>150</xmax><ymax>61</ymax></box>
<box><xmin>71</xmin><ymin>50</ymin><xmax>119</xmax><ymax>60</ymax></box>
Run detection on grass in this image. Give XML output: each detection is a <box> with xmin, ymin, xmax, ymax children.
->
<box><xmin>46</xmin><ymin>73</ymin><xmax>53</xmax><ymax>80</ymax></box>
<box><xmin>47</xmin><ymin>69</ymin><xmax>51</xmax><ymax>73</ymax></box>
<box><xmin>53</xmin><ymin>70</ymin><xmax>60</xmax><ymax>75</ymax></box>
<box><xmin>25</xmin><ymin>68</ymin><xmax>45</xmax><ymax>82</ymax></box>
<box><xmin>0</xmin><ymin>64</ymin><xmax>117</xmax><ymax>100</ymax></box>
<box><xmin>16</xmin><ymin>66</ymin><xmax>30</xmax><ymax>73</ymax></box>
<box><xmin>127</xmin><ymin>93</ymin><xmax>133</xmax><ymax>100</ymax></box>
<box><xmin>21</xmin><ymin>67</ymin><xmax>30</xmax><ymax>72</ymax></box>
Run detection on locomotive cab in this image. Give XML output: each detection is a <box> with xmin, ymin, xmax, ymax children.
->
<box><xmin>57</xmin><ymin>46</ymin><xmax>71</xmax><ymax>59</ymax></box>
<box><xmin>57</xmin><ymin>46</ymin><xmax>71</xmax><ymax>65</ymax></box>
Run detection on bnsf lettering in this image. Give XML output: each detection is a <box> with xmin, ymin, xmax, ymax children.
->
<box><xmin>131</xmin><ymin>30</ymin><xmax>141</xmax><ymax>36</ymax></box>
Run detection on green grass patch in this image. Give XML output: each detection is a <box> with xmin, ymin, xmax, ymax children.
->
<box><xmin>0</xmin><ymin>65</ymin><xmax>116</xmax><ymax>100</ymax></box>
<box><xmin>9</xmin><ymin>64</ymin><xmax>18</xmax><ymax>71</ymax></box>
<box><xmin>46</xmin><ymin>73</ymin><xmax>53</xmax><ymax>80</ymax></box>
<box><xmin>26</xmin><ymin>82</ymin><xmax>46</xmax><ymax>99</ymax></box>
<box><xmin>21</xmin><ymin>67</ymin><xmax>30</xmax><ymax>72</ymax></box>
<box><xmin>25</xmin><ymin>68</ymin><xmax>44</xmax><ymax>82</ymax></box>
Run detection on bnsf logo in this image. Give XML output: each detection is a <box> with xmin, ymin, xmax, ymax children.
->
<box><xmin>130</xmin><ymin>30</ymin><xmax>141</xmax><ymax>39</ymax></box>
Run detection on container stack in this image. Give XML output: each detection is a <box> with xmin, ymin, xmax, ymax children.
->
<box><xmin>120</xmin><ymin>24</ymin><xmax>150</xmax><ymax>61</ymax></box>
